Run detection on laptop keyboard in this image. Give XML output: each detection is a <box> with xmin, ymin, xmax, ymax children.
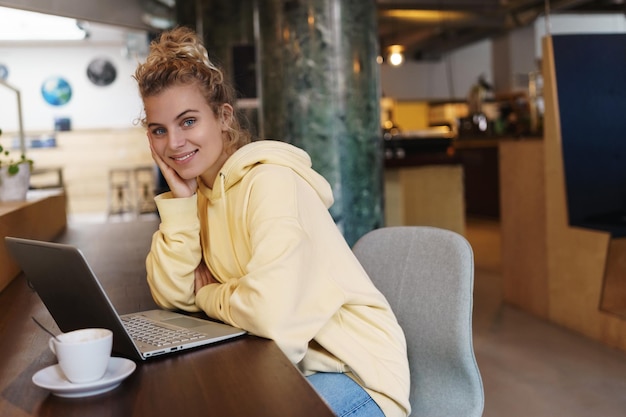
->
<box><xmin>121</xmin><ymin>315</ymin><xmax>207</xmax><ymax>347</ymax></box>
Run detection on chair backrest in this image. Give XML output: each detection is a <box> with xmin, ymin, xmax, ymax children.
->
<box><xmin>353</xmin><ymin>226</ymin><xmax>484</xmax><ymax>417</ymax></box>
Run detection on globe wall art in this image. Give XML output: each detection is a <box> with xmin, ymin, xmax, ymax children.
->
<box><xmin>41</xmin><ymin>76</ymin><xmax>72</xmax><ymax>106</ymax></box>
<box><xmin>87</xmin><ymin>58</ymin><xmax>117</xmax><ymax>87</ymax></box>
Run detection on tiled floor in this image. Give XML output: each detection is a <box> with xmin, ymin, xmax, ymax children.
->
<box><xmin>466</xmin><ymin>217</ymin><xmax>626</xmax><ymax>417</ymax></box>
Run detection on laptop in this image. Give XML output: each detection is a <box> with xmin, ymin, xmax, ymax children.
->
<box><xmin>5</xmin><ymin>236</ymin><xmax>246</xmax><ymax>361</ymax></box>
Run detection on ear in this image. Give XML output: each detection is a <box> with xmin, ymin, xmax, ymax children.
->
<box><xmin>220</xmin><ymin>104</ymin><xmax>234</xmax><ymax>131</ymax></box>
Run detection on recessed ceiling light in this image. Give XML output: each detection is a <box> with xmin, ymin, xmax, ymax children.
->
<box><xmin>388</xmin><ymin>45</ymin><xmax>405</xmax><ymax>66</ymax></box>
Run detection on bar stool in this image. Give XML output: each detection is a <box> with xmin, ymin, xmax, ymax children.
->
<box><xmin>107</xmin><ymin>168</ymin><xmax>134</xmax><ymax>217</ymax></box>
<box><xmin>133</xmin><ymin>165</ymin><xmax>157</xmax><ymax>214</ymax></box>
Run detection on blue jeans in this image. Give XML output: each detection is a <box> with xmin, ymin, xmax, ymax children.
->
<box><xmin>306</xmin><ymin>373</ymin><xmax>385</xmax><ymax>417</ymax></box>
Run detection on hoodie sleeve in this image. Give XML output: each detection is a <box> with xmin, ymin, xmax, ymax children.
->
<box><xmin>146</xmin><ymin>192</ymin><xmax>202</xmax><ymax>312</ymax></box>
<box><xmin>194</xmin><ymin>167</ymin><xmax>345</xmax><ymax>364</ymax></box>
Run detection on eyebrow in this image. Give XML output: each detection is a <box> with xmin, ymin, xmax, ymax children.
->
<box><xmin>147</xmin><ymin>109</ymin><xmax>199</xmax><ymax>128</ymax></box>
<box><xmin>175</xmin><ymin>109</ymin><xmax>199</xmax><ymax>120</ymax></box>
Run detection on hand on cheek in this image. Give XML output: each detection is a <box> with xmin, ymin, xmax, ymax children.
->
<box><xmin>147</xmin><ymin>134</ymin><xmax>197</xmax><ymax>198</ymax></box>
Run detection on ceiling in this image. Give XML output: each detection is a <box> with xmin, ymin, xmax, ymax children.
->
<box><xmin>74</xmin><ymin>0</ymin><xmax>626</xmax><ymax>62</ymax></box>
<box><xmin>377</xmin><ymin>0</ymin><xmax>626</xmax><ymax>60</ymax></box>
<box><xmin>1</xmin><ymin>0</ymin><xmax>623</xmax><ymax>61</ymax></box>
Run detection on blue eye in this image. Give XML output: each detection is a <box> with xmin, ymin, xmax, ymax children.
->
<box><xmin>183</xmin><ymin>118</ymin><xmax>195</xmax><ymax>127</ymax></box>
<box><xmin>152</xmin><ymin>127</ymin><xmax>166</xmax><ymax>136</ymax></box>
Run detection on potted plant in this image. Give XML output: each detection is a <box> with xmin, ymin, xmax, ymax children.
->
<box><xmin>0</xmin><ymin>128</ymin><xmax>33</xmax><ymax>202</ymax></box>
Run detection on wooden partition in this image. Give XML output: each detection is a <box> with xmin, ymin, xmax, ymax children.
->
<box><xmin>601</xmin><ymin>238</ymin><xmax>626</xmax><ymax>318</ymax></box>
<box><xmin>500</xmin><ymin>139</ymin><xmax>549</xmax><ymax>318</ymax></box>
<box><xmin>385</xmin><ymin>162</ymin><xmax>465</xmax><ymax>236</ymax></box>
<box><xmin>500</xmin><ymin>36</ymin><xmax>626</xmax><ymax>352</ymax></box>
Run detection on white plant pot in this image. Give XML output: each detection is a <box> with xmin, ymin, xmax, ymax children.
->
<box><xmin>0</xmin><ymin>162</ymin><xmax>31</xmax><ymax>202</ymax></box>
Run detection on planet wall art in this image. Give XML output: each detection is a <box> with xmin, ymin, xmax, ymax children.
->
<box><xmin>87</xmin><ymin>58</ymin><xmax>117</xmax><ymax>86</ymax></box>
<box><xmin>41</xmin><ymin>76</ymin><xmax>72</xmax><ymax>106</ymax></box>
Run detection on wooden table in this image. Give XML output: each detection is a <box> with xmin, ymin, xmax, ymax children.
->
<box><xmin>0</xmin><ymin>218</ymin><xmax>334</xmax><ymax>417</ymax></box>
<box><xmin>0</xmin><ymin>190</ymin><xmax>67</xmax><ymax>292</ymax></box>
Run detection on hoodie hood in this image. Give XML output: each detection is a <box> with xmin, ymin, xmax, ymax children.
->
<box><xmin>197</xmin><ymin>140</ymin><xmax>334</xmax><ymax>208</ymax></box>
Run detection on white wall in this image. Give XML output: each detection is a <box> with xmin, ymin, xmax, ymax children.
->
<box><xmin>0</xmin><ymin>22</ymin><xmax>147</xmax><ymax>134</ymax></box>
<box><xmin>509</xmin><ymin>25</ymin><xmax>539</xmax><ymax>79</ymax></box>
<box><xmin>380</xmin><ymin>39</ymin><xmax>493</xmax><ymax>101</ymax></box>
<box><xmin>535</xmin><ymin>14</ymin><xmax>626</xmax><ymax>58</ymax></box>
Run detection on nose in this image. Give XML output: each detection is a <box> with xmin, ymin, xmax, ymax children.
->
<box><xmin>167</xmin><ymin>129</ymin><xmax>186</xmax><ymax>150</ymax></box>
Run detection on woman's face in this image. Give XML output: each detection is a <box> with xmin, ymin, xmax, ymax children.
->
<box><xmin>144</xmin><ymin>83</ymin><xmax>232</xmax><ymax>187</ymax></box>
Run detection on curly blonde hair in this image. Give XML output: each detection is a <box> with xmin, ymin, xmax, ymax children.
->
<box><xmin>134</xmin><ymin>26</ymin><xmax>250</xmax><ymax>154</ymax></box>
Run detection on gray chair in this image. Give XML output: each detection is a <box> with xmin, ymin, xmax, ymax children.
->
<box><xmin>353</xmin><ymin>226</ymin><xmax>484</xmax><ymax>417</ymax></box>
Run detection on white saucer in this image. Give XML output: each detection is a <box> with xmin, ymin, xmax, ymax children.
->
<box><xmin>32</xmin><ymin>357</ymin><xmax>136</xmax><ymax>398</ymax></box>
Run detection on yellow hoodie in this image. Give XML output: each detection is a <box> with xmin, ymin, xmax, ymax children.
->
<box><xmin>146</xmin><ymin>140</ymin><xmax>410</xmax><ymax>417</ymax></box>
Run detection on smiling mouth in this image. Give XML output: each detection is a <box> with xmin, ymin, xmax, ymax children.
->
<box><xmin>171</xmin><ymin>150</ymin><xmax>198</xmax><ymax>162</ymax></box>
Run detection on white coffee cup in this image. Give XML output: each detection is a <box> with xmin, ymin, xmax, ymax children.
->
<box><xmin>49</xmin><ymin>328</ymin><xmax>113</xmax><ymax>384</ymax></box>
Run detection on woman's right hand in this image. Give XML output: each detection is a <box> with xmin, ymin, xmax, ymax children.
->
<box><xmin>194</xmin><ymin>261</ymin><xmax>217</xmax><ymax>294</ymax></box>
<box><xmin>148</xmin><ymin>135</ymin><xmax>197</xmax><ymax>198</ymax></box>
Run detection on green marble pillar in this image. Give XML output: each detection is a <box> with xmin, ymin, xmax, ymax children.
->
<box><xmin>258</xmin><ymin>0</ymin><xmax>383</xmax><ymax>245</ymax></box>
<box><xmin>177</xmin><ymin>0</ymin><xmax>383</xmax><ymax>246</ymax></box>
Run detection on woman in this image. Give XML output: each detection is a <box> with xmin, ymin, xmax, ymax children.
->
<box><xmin>134</xmin><ymin>26</ymin><xmax>410</xmax><ymax>417</ymax></box>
